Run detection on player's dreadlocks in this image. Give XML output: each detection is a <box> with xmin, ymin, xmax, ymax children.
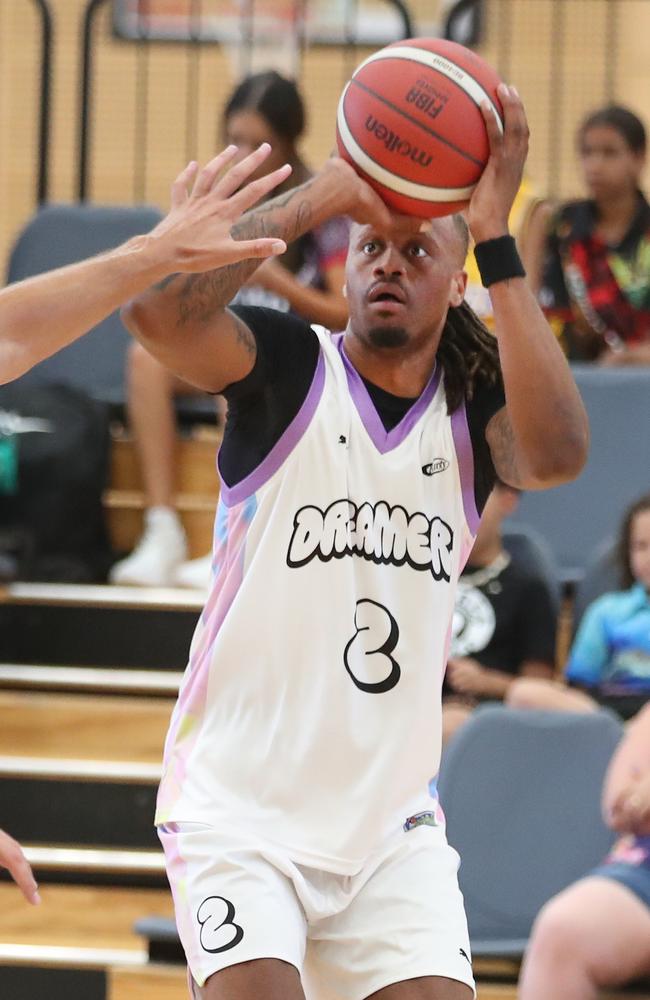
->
<box><xmin>438</xmin><ymin>300</ymin><xmax>502</xmax><ymax>414</ymax></box>
<box><xmin>438</xmin><ymin>214</ymin><xmax>504</xmax><ymax>414</ymax></box>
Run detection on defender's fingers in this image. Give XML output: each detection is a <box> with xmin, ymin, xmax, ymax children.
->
<box><xmin>227</xmin><ymin>163</ymin><xmax>293</xmax><ymax>217</ymax></box>
<box><xmin>191</xmin><ymin>145</ymin><xmax>239</xmax><ymax>198</ymax></box>
<box><xmin>2</xmin><ymin>840</ymin><xmax>40</xmax><ymax>905</ymax></box>
<box><xmin>214</xmin><ymin>142</ymin><xmax>277</xmax><ymax>200</ymax></box>
<box><xmin>170</xmin><ymin>161</ymin><xmax>198</xmax><ymax>208</ymax></box>
<box><xmin>227</xmin><ymin>237</ymin><xmax>287</xmax><ymax>262</ymax></box>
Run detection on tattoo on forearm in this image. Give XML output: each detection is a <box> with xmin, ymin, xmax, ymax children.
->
<box><xmin>232</xmin><ymin>314</ymin><xmax>256</xmax><ymax>356</ymax></box>
<box><xmin>175</xmin><ymin>184</ymin><xmax>314</xmax><ymax>327</ymax></box>
<box><xmin>152</xmin><ymin>272</ymin><xmax>179</xmax><ymax>292</ymax></box>
<box><xmin>487</xmin><ymin>409</ymin><xmax>522</xmax><ymax>487</ymax></box>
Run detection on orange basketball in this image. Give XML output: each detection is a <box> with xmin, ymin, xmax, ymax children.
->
<box><xmin>336</xmin><ymin>38</ymin><xmax>504</xmax><ymax>217</ymax></box>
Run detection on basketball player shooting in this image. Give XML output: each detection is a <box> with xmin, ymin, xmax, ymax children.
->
<box><xmin>0</xmin><ymin>83</ymin><xmax>587</xmax><ymax>992</ymax></box>
<box><xmin>118</xmin><ymin>82</ymin><xmax>589</xmax><ymax>1000</ymax></box>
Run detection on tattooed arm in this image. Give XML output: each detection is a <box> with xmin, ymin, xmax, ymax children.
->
<box><xmin>472</xmin><ymin>86</ymin><xmax>589</xmax><ymax>488</ymax></box>
<box><xmin>122</xmin><ymin>158</ymin><xmax>391</xmax><ymax>393</ymax></box>
<box><xmin>484</xmin><ymin>278</ymin><xmax>588</xmax><ymax>490</ymax></box>
<box><xmin>0</xmin><ymin>145</ymin><xmax>290</xmax><ymax>385</ymax></box>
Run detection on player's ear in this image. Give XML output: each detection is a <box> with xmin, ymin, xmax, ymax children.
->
<box><xmin>449</xmin><ymin>270</ymin><xmax>467</xmax><ymax>308</ymax></box>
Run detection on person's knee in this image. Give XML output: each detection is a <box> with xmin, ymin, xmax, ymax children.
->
<box><xmin>505</xmin><ymin>677</ymin><xmax>549</xmax><ymax>709</ymax></box>
<box><xmin>527</xmin><ymin>895</ymin><xmax>589</xmax><ymax>968</ymax></box>
<box><xmin>442</xmin><ymin>705</ymin><xmax>472</xmax><ymax>746</ymax></box>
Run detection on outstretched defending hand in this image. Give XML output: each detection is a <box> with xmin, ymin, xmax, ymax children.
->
<box><xmin>0</xmin><ymin>828</ymin><xmax>40</xmax><ymax>905</ymax></box>
<box><xmin>467</xmin><ymin>82</ymin><xmax>529</xmax><ymax>243</ymax></box>
<box><xmin>148</xmin><ymin>143</ymin><xmax>292</xmax><ymax>273</ymax></box>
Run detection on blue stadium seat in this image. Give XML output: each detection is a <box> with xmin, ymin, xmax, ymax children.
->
<box><xmin>507</xmin><ymin>365</ymin><xmax>650</xmax><ymax>584</ymax></box>
<box><xmin>571</xmin><ymin>536</ymin><xmax>619</xmax><ymax>633</ymax></box>
<box><xmin>438</xmin><ymin>703</ymin><xmax>622</xmax><ymax>959</ymax></box>
<box><xmin>3</xmin><ymin>202</ymin><xmax>163</xmax><ymax>406</ymax></box>
<box><xmin>503</xmin><ymin>522</ymin><xmax>561</xmax><ymax>611</ymax></box>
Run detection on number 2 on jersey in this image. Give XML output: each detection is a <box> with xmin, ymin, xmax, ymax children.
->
<box><xmin>344</xmin><ymin>598</ymin><xmax>401</xmax><ymax>693</ymax></box>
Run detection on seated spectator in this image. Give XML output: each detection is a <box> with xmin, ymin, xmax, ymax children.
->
<box><xmin>536</xmin><ymin>105</ymin><xmax>650</xmax><ymax>364</ymax></box>
<box><xmin>508</xmin><ymin>493</ymin><xmax>650</xmax><ymax>722</ymax></box>
<box><xmin>519</xmin><ymin>701</ymin><xmax>650</xmax><ymax>999</ymax></box>
<box><xmin>110</xmin><ymin>71</ymin><xmax>349</xmax><ymax>588</ymax></box>
<box><xmin>443</xmin><ymin>479</ymin><xmax>556</xmax><ymax>745</ymax></box>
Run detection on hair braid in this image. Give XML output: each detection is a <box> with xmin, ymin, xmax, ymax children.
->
<box><xmin>437</xmin><ymin>299</ymin><xmax>503</xmax><ymax>414</ymax></box>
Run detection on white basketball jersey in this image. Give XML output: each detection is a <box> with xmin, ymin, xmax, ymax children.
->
<box><xmin>156</xmin><ymin>329</ymin><xmax>481</xmax><ymax>873</ymax></box>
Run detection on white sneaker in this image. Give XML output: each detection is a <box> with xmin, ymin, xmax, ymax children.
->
<box><xmin>109</xmin><ymin>507</ymin><xmax>188</xmax><ymax>587</ymax></box>
<box><xmin>173</xmin><ymin>552</ymin><xmax>212</xmax><ymax>591</ymax></box>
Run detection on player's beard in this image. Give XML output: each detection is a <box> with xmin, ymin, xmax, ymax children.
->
<box><xmin>367</xmin><ymin>326</ymin><xmax>409</xmax><ymax>349</ymax></box>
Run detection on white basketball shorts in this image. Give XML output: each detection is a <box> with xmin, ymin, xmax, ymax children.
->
<box><xmin>158</xmin><ymin>820</ymin><xmax>475</xmax><ymax>999</ymax></box>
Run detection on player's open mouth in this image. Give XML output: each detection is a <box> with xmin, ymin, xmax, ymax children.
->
<box><xmin>367</xmin><ymin>283</ymin><xmax>407</xmax><ymax>307</ymax></box>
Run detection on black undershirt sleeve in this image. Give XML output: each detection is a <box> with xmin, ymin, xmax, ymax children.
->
<box><xmin>219</xmin><ymin>306</ymin><xmax>320</xmax><ymax>487</ymax></box>
<box><xmin>465</xmin><ymin>380</ymin><xmax>506</xmax><ymax>514</ymax></box>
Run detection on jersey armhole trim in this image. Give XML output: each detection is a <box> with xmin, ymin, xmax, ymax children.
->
<box><xmin>218</xmin><ymin>347</ymin><xmax>326</xmax><ymax>508</ymax></box>
<box><xmin>450</xmin><ymin>398</ymin><xmax>480</xmax><ymax>536</ymax></box>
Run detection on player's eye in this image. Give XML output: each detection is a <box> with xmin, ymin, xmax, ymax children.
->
<box><xmin>362</xmin><ymin>241</ymin><xmax>380</xmax><ymax>255</ymax></box>
<box><xmin>409</xmin><ymin>244</ymin><xmax>428</xmax><ymax>258</ymax></box>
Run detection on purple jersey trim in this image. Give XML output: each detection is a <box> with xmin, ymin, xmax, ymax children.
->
<box><xmin>450</xmin><ymin>398</ymin><xmax>480</xmax><ymax>535</ymax></box>
<box><xmin>218</xmin><ymin>347</ymin><xmax>326</xmax><ymax>507</ymax></box>
<box><xmin>334</xmin><ymin>334</ymin><xmax>442</xmax><ymax>454</ymax></box>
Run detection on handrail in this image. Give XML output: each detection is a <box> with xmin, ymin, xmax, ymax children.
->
<box><xmin>78</xmin><ymin>0</ymin><xmax>111</xmax><ymax>201</ymax></box>
<box><xmin>76</xmin><ymin>0</ymin><xmax>414</xmax><ymax>199</ymax></box>
<box><xmin>383</xmin><ymin>0</ymin><xmax>413</xmax><ymax>39</ymax></box>
<box><xmin>28</xmin><ymin>0</ymin><xmax>54</xmax><ymax>203</ymax></box>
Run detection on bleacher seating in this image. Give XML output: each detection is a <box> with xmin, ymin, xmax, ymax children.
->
<box><xmin>2</xmin><ymin>204</ymin><xmax>162</xmax><ymax>407</ymax></box>
<box><xmin>510</xmin><ymin>365</ymin><xmax>650</xmax><ymax>585</ymax></box>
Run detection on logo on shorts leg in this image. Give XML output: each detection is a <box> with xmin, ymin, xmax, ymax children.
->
<box><xmin>403</xmin><ymin>810</ymin><xmax>439</xmax><ymax>832</ymax></box>
<box><xmin>197</xmin><ymin>896</ymin><xmax>244</xmax><ymax>953</ymax></box>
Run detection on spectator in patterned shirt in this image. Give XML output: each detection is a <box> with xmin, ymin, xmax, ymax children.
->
<box><xmin>536</xmin><ymin>105</ymin><xmax>650</xmax><ymax>364</ymax></box>
<box><xmin>519</xmin><ymin>700</ymin><xmax>650</xmax><ymax>999</ymax></box>
<box><xmin>110</xmin><ymin>71</ymin><xmax>350</xmax><ymax>589</ymax></box>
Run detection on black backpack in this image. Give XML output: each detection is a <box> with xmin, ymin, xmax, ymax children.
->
<box><xmin>0</xmin><ymin>383</ymin><xmax>113</xmax><ymax>582</ymax></box>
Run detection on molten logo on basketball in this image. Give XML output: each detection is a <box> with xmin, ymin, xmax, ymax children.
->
<box><xmin>364</xmin><ymin>116</ymin><xmax>433</xmax><ymax>168</ymax></box>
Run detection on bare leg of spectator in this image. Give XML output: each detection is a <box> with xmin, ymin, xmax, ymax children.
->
<box><xmin>110</xmin><ymin>342</ymin><xmax>202</xmax><ymax>586</ymax></box>
<box><xmin>519</xmin><ymin>877</ymin><xmax>650</xmax><ymax>1000</ymax></box>
<box><xmin>506</xmin><ymin>678</ymin><xmax>597</xmax><ymax>713</ymax></box>
<box><xmin>442</xmin><ymin>703</ymin><xmax>473</xmax><ymax>746</ymax></box>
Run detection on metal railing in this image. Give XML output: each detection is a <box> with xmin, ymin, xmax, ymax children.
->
<box><xmin>76</xmin><ymin>0</ymin><xmax>415</xmax><ymax>201</ymax></box>
<box><xmin>28</xmin><ymin>0</ymin><xmax>54</xmax><ymax>204</ymax></box>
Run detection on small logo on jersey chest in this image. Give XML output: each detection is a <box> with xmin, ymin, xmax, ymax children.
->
<box><xmin>403</xmin><ymin>810</ymin><xmax>439</xmax><ymax>832</ymax></box>
<box><xmin>422</xmin><ymin>458</ymin><xmax>449</xmax><ymax>477</ymax></box>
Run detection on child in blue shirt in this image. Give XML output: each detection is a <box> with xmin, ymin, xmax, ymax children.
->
<box><xmin>508</xmin><ymin>493</ymin><xmax>650</xmax><ymax>721</ymax></box>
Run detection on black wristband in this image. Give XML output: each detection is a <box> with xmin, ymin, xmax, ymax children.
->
<box><xmin>474</xmin><ymin>234</ymin><xmax>526</xmax><ymax>288</ymax></box>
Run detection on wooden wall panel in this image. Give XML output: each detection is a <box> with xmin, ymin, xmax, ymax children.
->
<box><xmin>1</xmin><ymin>0</ymin><xmax>649</xmax><ymax>272</ymax></box>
